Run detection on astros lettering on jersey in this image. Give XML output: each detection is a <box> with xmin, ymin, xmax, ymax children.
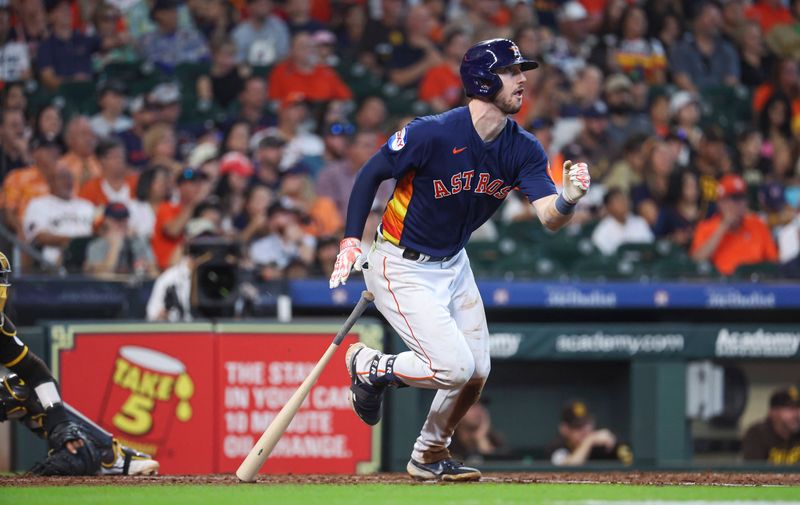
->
<box><xmin>379</xmin><ymin>106</ymin><xmax>556</xmax><ymax>257</ymax></box>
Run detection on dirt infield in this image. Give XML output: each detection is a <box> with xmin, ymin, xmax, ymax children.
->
<box><xmin>1</xmin><ymin>472</ymin><xmax>799</xmax><ymax>487</ymax></box>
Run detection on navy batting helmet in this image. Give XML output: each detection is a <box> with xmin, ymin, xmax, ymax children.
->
<box><xmin>460</xmin><ymin>39</ymin><xmax>539</xmax><ymax>99</ymax></box>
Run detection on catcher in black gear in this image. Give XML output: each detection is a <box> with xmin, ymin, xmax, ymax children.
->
<box><xmin>0</xmin><ymin>252</ymin><xmax>159</xmax><ymax>475</ymax></box>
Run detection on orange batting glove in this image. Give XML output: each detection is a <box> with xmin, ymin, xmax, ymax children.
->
<box><xmin>329</xmin><ymin>237</ymin><xmax>363</xmax><ymax>289</ymax></box>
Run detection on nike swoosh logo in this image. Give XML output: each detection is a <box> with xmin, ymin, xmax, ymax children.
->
<box><xmin>452</xmin><ymin>146</ymin><xmax>467</xmax><ymax>154</ymax></box>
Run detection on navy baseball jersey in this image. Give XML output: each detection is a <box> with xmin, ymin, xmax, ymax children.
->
<box><xmin>379</xmin><ymin>106</ymin><xmax>556</xmax><ymax>257</ymax></box>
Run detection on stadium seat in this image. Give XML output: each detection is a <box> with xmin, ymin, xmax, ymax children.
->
<box><xmin>651</xmin><ymin>256</ymin><xmax>719</xmax><ymax>280</ymax></box>
<box><xmin>732</xmin><ymin>262</ymin><xmax>781</xmax><ymax>282</ymax></box>
<box><xmin>57</xmin><ymin>81</ymin><xmax>98</xmax><ymax>115</ymax></box>
<box><xmin>538</xmin><ymin>234</ymin><xmax>595</xmax><ymax>269</ymax></box>
<box><xmin>616</xmin><ymin>242</ymin><xmax>659</xmax><ymax>263</ymax></box>
<box><xmin>499</xmin><ymin>220</ymin><xmax>548</xmax><ymax>244</ymax></box>
<box><xmin>572</xmin><ymin>255</ymin><xmax>648</xmax><ymax>281</ymax></box>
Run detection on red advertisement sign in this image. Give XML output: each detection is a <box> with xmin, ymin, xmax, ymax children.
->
<box><xmin>53</xmin><ymin>324</ymin><xmax>380</xmax><ymax>475</ymax></box>
<box><xmin>57</xmin><ymin>332</ymin><xmax>216</xmax><ymax>473</ymax></box>
<box><xmin>216</xmin><ymin>333</ymin><xmax>374</xmax><ymax>474</ymax></box>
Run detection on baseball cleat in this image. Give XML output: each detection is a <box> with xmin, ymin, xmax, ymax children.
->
<box><xmin>100</xmin><ymin>440</ymin><xmax>160</xmax><ymax>476</ymax></box>
<box><xmin>345</xmin><ymin>342</ymin><xmax>386</xmax><ymax>426</ymax></box>
<box><xmin>406</xmin><ymin>458</ymin><xmax>482</xmax><ymax>482</ymax></box>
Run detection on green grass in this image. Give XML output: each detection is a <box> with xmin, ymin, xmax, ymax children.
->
<box><xmin>2</xmin><ymin>483</ymin><xmax>800</xmax><ymax>505</ymax></box>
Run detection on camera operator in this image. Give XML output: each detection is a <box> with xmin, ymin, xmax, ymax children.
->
<box><xmin>146</xmin><ymin>218</ymin><xmax>218</xmax><ymax>321</ymax></box>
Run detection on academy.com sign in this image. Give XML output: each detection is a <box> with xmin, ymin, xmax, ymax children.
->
<box><xmin>555</xmin><ymin>332</ymin><xmax>685</xmax><ymax>355</ymax></box>
<box><xmin>715</xmin><ymin>328</ymin><xmax>800</xmax><ymax>357</ymax></box>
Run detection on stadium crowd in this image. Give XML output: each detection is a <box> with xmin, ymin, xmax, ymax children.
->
<box><xmin>0</xmin><ymin>0</ymin><xmax>798</xmax><ymax>281</ymax></box>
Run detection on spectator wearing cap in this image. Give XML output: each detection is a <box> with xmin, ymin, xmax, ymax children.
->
<box><xmin>418</xmin><ymin>29</ymin><xmax>469</xmax><ymax>113</ymax></box>
<box><xmin>249</xmin><ymin>201</ymin><xmax>316</xmax><ymax>279</ymax></box>
<box><xmin>321</xmin><ymin>121</ymin><xmax>355</xmax><ymax>163</ymax></box>
<box><xmin>691</xmin><ymin>174</ymin><xmax>778</xmax><ymax>275</ymax></box>
<box><xmin>267</xmin><ymin>31</ymin><xmax>352</xmax><ymax>104</ymax></box>
<box><xmin>669</xmin><ymin>2</ymin><xmax>740</xmax><ymax>93</ymax></box>
<box><xmin>669</xmin><ymin>91</ymin><xmax>703</xmax><ymax>150</ymax></box>
<box><xmin>591</xmin><ymin>187</ymin><xmax>654</xmax><ymax>256</ymax></box>
<box><xmin>545</xmin><ymin>1</ymin><xmax>593</xmax><ymax>81</ymax></box>
<box><xmin>562</xmin><ymin>101</ymin><xmax>614</xmax><ymax>181</ymax></box>
<box><xmin>604</xmin><ymin>73</ymin><xmax>653</xmax><ymax>154</ymax></box>
<box><xmin>148</xmin><ymin>83</ymin><xmax>182</xmax><ymax>127</ymax></box>
<box><xmin>0</xmin><ymin>108</ymin><xmax>29</xmax><ymax>178</ymax></box>
<box><xmin>316</xmin><ymin>129</ymin><xmax>380</xmax><ymax>222</ymax></box>
<box><xmin>79</xmin><ymin>138</ymin><xmax>138</xmax><ymax>209</ymax></box>
<box><xmin>2</xmin><ymin>136</ymin><xmax>61</xmax><ymax>233</ymax></box>
<box><xmin>152</xmin><ymin>168</ymin><xmax>211</xmax><ymax>269</ymax></box>
<box><xmin>746</xmin><ymin>0</ymin><xmax>793</xmax><ymax>34</ymax></box>
<box><xmin>279</xmin><ymin>164</ymin><xmax>342</xmax><ymax>237</ymax></box>
<box><xmin>386</xmin><ymin>5</ymin><xmax>442</xmax><ymax>90</ymax></box>
<box><xmin>0</xmin><ymin>1</ymin><xmax>31</xmax><ymax>82</ymax></box>
<box><xmin>231</xmin><ymin>0</ymin><xmax>290</xmax><ymax>67</ymax></box>
<box><xmin>89</xmin><ymin>80</ymin><xmax>133</xmax><ymax>138</ymax></box>
<box><xmin>252</xmin><ymin>132</ymin><xmax>285</xmax><ymax>190</ymax></box>
<box><xmin>548</xmin><ymin>400</ymin><xmax>633</xmax><ymax>466</ymax></box>
<box><xmin>59</xmin><ymin>116</ymin><xmax>102</xmax><ymax>194</ymax></box>
<box><xmin>36</xmin><ymin>0</ymin><xmax>100</xmax><ymax>91</ymax></box>
<box><xmin>137</xmin><ymin>0</ymin><xmax>209</xmax><ymax>73</ymax></box>
<box><xmin>742</xmin><ymin>387</ymin><xmax>800</xmax><ymax>464</ymax></box>
<box><xmin>214</xmin><ymin>152</ymin><xmax>254</xmax><ymax>227</ymax></box>
<box><xmin>117</xmin><ymin>95</ymin><xmax>158</xmax><ymax>169</ymax></box>
<box><xmin>84</xmin><ymin>202</ymin><xmax>157</xmax><ymax>277</ymax></box>
<box><xmin>23</xmin><ymin>165</ymin><xmax>94</xmax><ymax>267</ymax></box>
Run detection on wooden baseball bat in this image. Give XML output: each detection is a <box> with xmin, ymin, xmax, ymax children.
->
<box><xmin>236</xmin><ymin>290</ymin><xmax>375</xmax><ymax>482</ymax></box>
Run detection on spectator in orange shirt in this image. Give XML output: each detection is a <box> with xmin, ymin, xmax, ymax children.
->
<box><xmin>691</xmin><ymin>174</ymin><xmax>778</xmax><ymax>276</ymax></box>
<box><xmin>746</xmin><ymin>0</ymin><xmax>793</xmax><ymax>34</ymax></box>
<box><xmin>267</xmin><ymin>30</ymin><xmax>352</xmax><ymax>103</ymax></box>
<box><xmin>151</xmin><ymin>168</ymin><xmax>211</xmax><ymax>269</ymax></box>
<box><xmin>418</xmin><ymin>29</ymin><xmax>469</xmax><ymax>112</ymax></box>
<box><xmin>59</xmin><ymin>116</ymin><xmax>102</xmax><ymax>193</ymax></box>
<box><xmin>2</xmin><ymin>136</ymin><xmax>61</xmax><ymax>234</ymax></box>
<box><xmin>78</xmin><ymin>138</ymin><xmax>138</xmax><ymax>209</ymax></box>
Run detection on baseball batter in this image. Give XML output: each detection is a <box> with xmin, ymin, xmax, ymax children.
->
<box><xmin>329</xmin><ymin>38</ymin><xmax>591</xmax><ymax>481</ymax></box>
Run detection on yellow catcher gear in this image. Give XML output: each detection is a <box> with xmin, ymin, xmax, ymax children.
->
<box><xmin>0</xmin><ymin>251</ymin><xmax>10</xmax><ymax>312</ymax></box>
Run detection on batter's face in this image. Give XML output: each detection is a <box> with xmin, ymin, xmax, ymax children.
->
<box><xmin>493</xmin><ymin>64</ymin><xmax>526</xmax><ymax>115</ymax></box>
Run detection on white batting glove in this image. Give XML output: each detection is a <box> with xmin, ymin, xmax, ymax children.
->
<box><xmin>329</xmin><ymin>237</ymin><xmax>363</xmax><ymax>289</ymax></box>
<box><xmin>561</xmin><ymin>160</ymin><xmax>591</xmax><ymax>204</ymax></box>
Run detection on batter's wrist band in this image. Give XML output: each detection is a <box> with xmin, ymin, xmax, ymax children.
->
<box><xmin>555</xmin><ymin>193</ymin><xmax>576</xmax><ymax>215</ymax></box>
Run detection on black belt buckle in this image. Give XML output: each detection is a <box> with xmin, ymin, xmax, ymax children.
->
<box><xmin>402</xmin><ymin>248</ymin><xmax>421</xmax><ymax>261</ymax></box>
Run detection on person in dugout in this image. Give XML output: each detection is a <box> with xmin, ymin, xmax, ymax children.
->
<box><xmin>547</xmin><ymin>400</ymin><xmax>633</xmax><ymax>466</ymax></box>
<box><xmin>742</xmin><ymin>387</ymin><xmax>800</xmax><ymax>464</ymax></box>
<box><xmin>0</xmin><ymin>251</ymin><xmax>159</xmax><ymax>475</ymax></box>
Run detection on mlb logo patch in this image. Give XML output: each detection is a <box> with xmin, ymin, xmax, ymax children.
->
<box><xmin>388</xmin><ymin>127</ymin><xmax>407</xmax><ymax>151</ymax></box>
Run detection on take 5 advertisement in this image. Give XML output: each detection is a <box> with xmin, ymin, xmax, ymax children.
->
<box><xmin>50</xmin><ymin>322</ymin><xmax>382</xmax><ymax>475</ymax></box>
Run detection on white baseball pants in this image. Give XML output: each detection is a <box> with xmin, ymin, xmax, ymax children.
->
<box><xmin>361</xmin><ymin>236</ymin><xmax>490</xmax><ymax>463</ymax></box>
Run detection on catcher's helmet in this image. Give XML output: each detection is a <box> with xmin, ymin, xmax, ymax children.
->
<box><xmin>460</xmin><ymin>38</ymin><xmax>539</xmax><ymax>99</ymax></box>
